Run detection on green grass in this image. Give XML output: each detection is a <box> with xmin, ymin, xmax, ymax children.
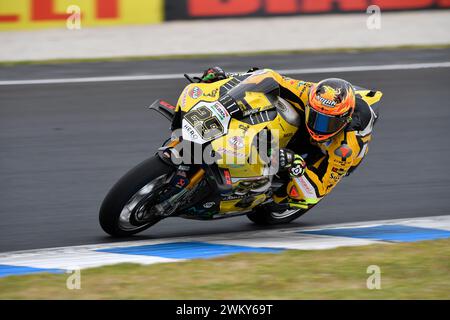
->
<box><xmin>0</xmin><ymin>44</ymin><xmax>449</xmax><ymax>67</ymax></box>
<box><xmin>0</xmin><ymin>239</ymin><xmax>449</xmax><ymax>299</ymax></box>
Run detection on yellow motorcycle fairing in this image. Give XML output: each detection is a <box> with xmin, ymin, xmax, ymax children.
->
<box><xmin>178</xmin><ymin>77</ymin><xmax>299</xmax><ymax>214</ymax></box>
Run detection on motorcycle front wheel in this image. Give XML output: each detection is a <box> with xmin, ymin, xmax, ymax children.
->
<box><xmin>99</xmin><ymin>155</ymin><xmax>174</xmax><ymax>237</ymax></box>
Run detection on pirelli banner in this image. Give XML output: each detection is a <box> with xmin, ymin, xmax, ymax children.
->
<box><xmin>0</xmin><ymin>0</ymin><xmax>163</xmax><ymax>30</ymax></box>
<box><xmin>165</xmin><ymin>0</ymin><xmax>450</xmax><ymax>20</ymax></box>
<box><xmin>2</xmin><ymin>0</ymin><xmax>449</xmax><ymax>30</ymax></box>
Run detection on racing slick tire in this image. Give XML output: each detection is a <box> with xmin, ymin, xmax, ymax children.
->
<box><xmin>99</xmin><ymin>155</ymin><xmax>174</xmax><ymax>237</ymax></box>
<box><xmin>246</xmin><ymin>205</ymin><xmax>308</xmax><ymax>225</ymax></box>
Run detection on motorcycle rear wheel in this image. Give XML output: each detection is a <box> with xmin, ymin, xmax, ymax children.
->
<box><xmin>246</xmin><ymin>205</ymin><xmax>308</xmax><ymax>225</ymax></box>
<box><xmin>99</xmin><ymin>155</ymin><xmax>174</xmax><ymax>237</ymax></box>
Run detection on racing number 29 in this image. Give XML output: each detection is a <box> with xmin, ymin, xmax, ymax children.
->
<box><xmin>184</xmin><ymin>106</ymin><xmax>224</xmax><ymax>141</ymax></box>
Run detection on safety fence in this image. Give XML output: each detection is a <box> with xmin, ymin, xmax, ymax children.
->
<box><xmin>1</xmin><ymin>0</ymin><xmax>449</xmax><ymax>31</ymax></box>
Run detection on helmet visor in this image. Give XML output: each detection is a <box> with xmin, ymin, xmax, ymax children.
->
<box><xmin>305</xmin><ymin>105</ymin><xmax>348</xmax><ymax>135</ymax></box>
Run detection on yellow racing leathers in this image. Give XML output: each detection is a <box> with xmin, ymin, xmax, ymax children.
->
<box><xmin>259</xmin><ymin>69</ymin><xmax>378</xmax><ymax>210</ymax></box>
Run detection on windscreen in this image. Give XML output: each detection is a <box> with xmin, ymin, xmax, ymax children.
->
<box><xmin>226</xmin><ymin>73</ymin><xmax>280</xmax><ymax>112</ymax></box>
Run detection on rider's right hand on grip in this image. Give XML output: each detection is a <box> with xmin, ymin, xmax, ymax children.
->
<box><xmin>279</xmin><ymin>148</ymin><xmax>306</xmax><ymax>177</ymax></box>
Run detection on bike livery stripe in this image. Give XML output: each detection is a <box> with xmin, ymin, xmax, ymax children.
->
<box><xmin>0</xmin><ymin>216</ymin><xmax>449</xmax><ymax>278</ymax></box>
<box><xmin>300</xmin><ymin>225</ymin><xmax>450</xmax><ymax>242</ymax></box>
<box><xmin>97</xmin><ymin>242</ymin><xmax>283</xmax><ymax>259</ymax></box>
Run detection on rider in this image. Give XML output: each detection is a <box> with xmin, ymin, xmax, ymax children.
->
<box><xmin>188</xmin><ymin>67</ymin><xmax>378</xmax><ymax>211</ymax></box>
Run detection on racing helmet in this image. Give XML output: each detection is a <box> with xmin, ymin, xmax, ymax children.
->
<box><xmin>305</xmin><ymin>78</ymin><xmax>356</xmax><ymax>142</ymax></box>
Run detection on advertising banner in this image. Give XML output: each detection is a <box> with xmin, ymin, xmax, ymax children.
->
<box><xmin>165</xmin><ymin>0</ymin><xmax>450</xmax><ymax>20</ymax></box>
<box><xmin>0</xmin><ymin>0</ymin><xmax>163</xmax><ymax>30</ymax></box>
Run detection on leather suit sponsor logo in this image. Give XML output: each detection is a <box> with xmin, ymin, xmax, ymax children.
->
<box><xmin>298</xmin><ymin>177</ymin><xmax>314</xmax><ymax>196</ymax></box>
<box><xmin>334</xmin><ymin>144</ymin><xmax>353</xmax><ymax>159</ymax></box>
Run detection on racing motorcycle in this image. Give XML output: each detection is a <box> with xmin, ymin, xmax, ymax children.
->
<box><xmin>99</xmin><ymin>70</ymin><xmax>382</xmax><ymax>237</ymax></box>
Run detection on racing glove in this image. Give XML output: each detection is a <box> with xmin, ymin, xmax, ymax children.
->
<box><xmin>279</xmin><ymin>148</ymin><xmax>306</xmax><ymax>177</ymax></box>
<box><xmin>200</xmin><ymin>66</ymin><xmax>227</xmax><ymax>83</ymax></box>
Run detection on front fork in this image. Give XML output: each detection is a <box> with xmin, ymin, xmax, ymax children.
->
<box><xmin>154</xmin><ymin>139</ymin><xmax>206</xmax><ymax>217</ymax></box>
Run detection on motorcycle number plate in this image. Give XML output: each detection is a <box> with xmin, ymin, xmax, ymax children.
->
<box><xmin>182</xmin><ymin>101</ymin><xmax>231</xmax><ymax>144</ymax></box>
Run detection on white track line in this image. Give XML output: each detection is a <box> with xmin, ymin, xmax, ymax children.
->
<box><xmin>1</xmin><ymin>62</ymin><xmax>449</xmax><ymax>86</ymax></box>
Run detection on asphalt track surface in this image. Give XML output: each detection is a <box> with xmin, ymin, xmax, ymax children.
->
<box><xmin>1</xmin><ymin>48</ymin><xmax>449</xmax><ymax>252</ymax></box>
